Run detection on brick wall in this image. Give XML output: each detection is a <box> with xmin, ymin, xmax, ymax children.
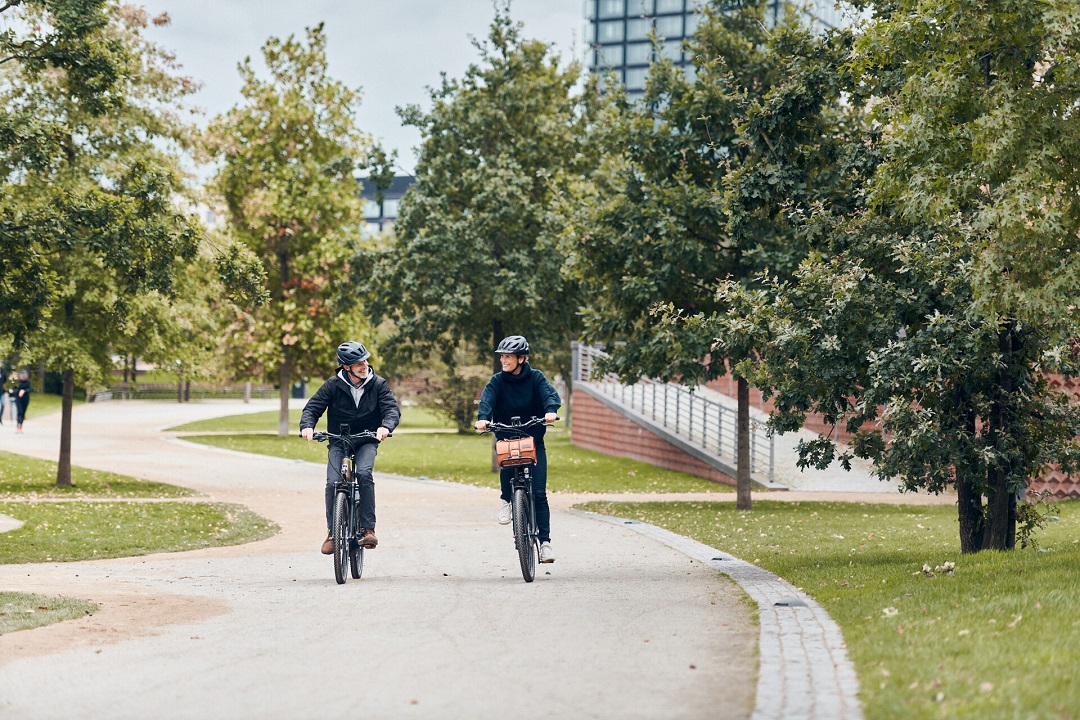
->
<box><xmin>571</xmin><ymin>390</ymin><xmax>736</xmax><ymax>487</ymax></box>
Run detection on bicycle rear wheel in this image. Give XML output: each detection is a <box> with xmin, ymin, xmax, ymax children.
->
<box><xmin>512</xmin><ymin>486</ymin><xmax>535</xmax><ymax>583</ymax></box>
<box><xmin>332</xmin><ymin>492</ymin><xmax>349</xmax><ymax>585</ymax></box>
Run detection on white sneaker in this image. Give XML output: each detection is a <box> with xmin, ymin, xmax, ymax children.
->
<box><xmin>498</xmin><ymin>501</ymin><xmax>512</xmax><ymax>525</ymax></box>
<box><xmin>539</xmin><ymin>542</ymin><xmax>555</xmax><ymax>564</ymax></box>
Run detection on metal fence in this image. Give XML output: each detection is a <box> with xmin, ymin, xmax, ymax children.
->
<box><xmin>572</xmin><ymin>343</ymin><xmax>774</xmax><ymax>482</ymax></box>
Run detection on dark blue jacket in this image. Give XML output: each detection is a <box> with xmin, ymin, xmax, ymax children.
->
<box><xmin>299</xmin><ymin>370</ymin><xmax>400</xmax><ymax>442</ymax></box>
<box><xmin>477</xmin><ymin>363</ymin><xmax>561</xmax><ymax>441</ymax></box>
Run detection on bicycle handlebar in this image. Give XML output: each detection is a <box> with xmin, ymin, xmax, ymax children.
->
<box><xmin>478</xmin><ymin>416</ymin><xmax>558</xmax><ymax>434</ymax></box>
<box><xmin>308</xmin><ymin>430</ymin><xmax>386</xmax><ymax>443</ymax></box>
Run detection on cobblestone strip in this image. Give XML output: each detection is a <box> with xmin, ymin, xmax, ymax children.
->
<box><xmin>571</xmin><ymin>510</ymin><xmax>863</xmax><ymax>720</ymax></box>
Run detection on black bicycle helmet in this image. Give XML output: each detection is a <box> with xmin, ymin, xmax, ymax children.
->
<box><xmin>495</xmin><ymin>335</ymin><xmax>530</xmax><ymax>356</ymax></box>
<box><xmin>337</xmin><ymin>341</ymin><xmax>370</xmax><ymax>365</ymax></box>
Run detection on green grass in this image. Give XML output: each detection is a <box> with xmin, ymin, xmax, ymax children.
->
<box><xmin>0</xmin><ymin>591</ymin><xmax>97</xmax><ymax>635</ymax></box>
<box><xmin>182</xmin><ymin>430</ymin><xmax>733</xmax><ymax>494</ymax></box>
<box><xmin>0</xmin><ymin>500</ymin><xmax>278</xmax><ymax>563</ymax></box>
<box><xmin>0</xmin><ymin>450</ymin><xmax>193</xmax><ymax>498</ymax></box>
<box><xmin>165</xmin><ymin>404</ymin><xmax>455</xmax><ymax>432</ymax></box>
<box><xmin>578</xmin><ymin>499</ymin><xmax>1080</xmax><ymax>720</ymax></box>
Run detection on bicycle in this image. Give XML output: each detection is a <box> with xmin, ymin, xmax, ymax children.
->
<box><xmin>312</xmin><ymin>426</ymin><xmax>383</xmax><ymax>585</ymax></box>
<box><xmin>479</xmin><ymin>416</ymin><xmax>555</xmax><ymax>583</ymax></box>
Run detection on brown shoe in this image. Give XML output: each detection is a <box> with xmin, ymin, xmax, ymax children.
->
<box><xmin>320</xmin><ymin>533</ymin><xmax>334</xmax><ymax>555</ymax></box>
<box><xmin>360</xmin><ymin>529</ymin><xmax>378</xmax><ymax>549</ymax></box>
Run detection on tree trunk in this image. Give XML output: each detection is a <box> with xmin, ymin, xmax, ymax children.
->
<box><xmin>982</xmin><ymin>323</ymin><xmax>1020</xmax><ymax>551</ymax></box>
<box><xmin>244</xmin><ymin>380</ymin><xmax>251</xmax><ymax>404</ymax></box>
<box><xmin>956</xmin><ymin>474</ymin><xmax>985</xmax><ymax>553</ymax></box>
<box><xmin>278</xmin><ymin>349</ymin><xmax>291</xmax><ymax>437</ymax></box>
<box><xmin>56</xmin><ymin>368</ymin><xmax>75</xmax><ymax>487</ymax></box>
<box><xmin>177</xmin><ymin>375</ymin><xmax>182</xmax><ymax>403</ymax></box>
<box><xmin>184</xmin><ymin>379</ymin><xmax>191</xmax><ymax>402</ymax></box>
<box><xmin>37</xmin><ymin>358</ymin><xmax>46</xmax><ymax>394</ymax></box>
<box><xmin>736</xmin><ymin>375</ymin><xmax>752</xmax><ymax>510</ymax></box>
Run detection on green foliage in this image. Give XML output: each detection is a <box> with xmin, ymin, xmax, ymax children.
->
<box><xmin>0</xmin><ymin>3</ymin><xmax>263</xmax><ymax>348</ymax></box>
<box><xmin>583</xmin><ymin>499</ymin><xmax>1080</xmax><ymax>718</ymax></box>
<box><xmin>0</xmin><ymin>591</ymin><xmax>97</xmax><ymax>636</ymax></box>
<box><xmin>361</xmin><ymin>8</ymin><xmax>597</xmax><ymax>376</ymax></box>
<box><xmin>565</xmin><ymin>0</ymin><xmax>861</xmax><ymax>384</ymax></box>
<box><xmin>708</xmin><ymin>0</ymin><xmax>1080</xmax><ymax>551</ymax></box>
<box><xmin>205</xmin><ymin>23</ymin><xmax>382</xmax><ymax>395</ymax></box>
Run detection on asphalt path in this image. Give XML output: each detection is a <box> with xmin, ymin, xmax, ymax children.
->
<box><xmin>0</xmin><ymin>400</ymin><xmax>756</xmax><ymax>719</ymax></box>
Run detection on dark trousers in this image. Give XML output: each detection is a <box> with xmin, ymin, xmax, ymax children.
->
<box><xmin>500</xmin><ymin>442</ymin><xmax>550</xmax><ymax>543</ymax></box>
<box><xmin>15</xmin><ymin>396</ymin><xmax>28</xmax><ymax>426</ymax></box>
<box><xmin>325</xmin><ymin>442</ymin><xmax>377</xmax><ymax>532</ymax></box>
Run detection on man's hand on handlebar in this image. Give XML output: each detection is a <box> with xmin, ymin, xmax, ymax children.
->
<box><xmin>474</xmin><ymin>419</ymin><xmax>490</xmax><ymax>432</ymax></box>
<box><xmin>544</xmin><ymin>412</ymin><xmax>558</xmax><ymax>424</ymax></box>
<box><xmin>301</xmin><ymin>427</ymin><xmax>314</xmax><ymax>441</ymax></box>
<box><xmin>376</xmin><ymin>426</ymin><xmax>390</xmax><ymax>441</ymax></box>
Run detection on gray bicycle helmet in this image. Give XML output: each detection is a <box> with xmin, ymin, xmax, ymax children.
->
<box><xmin>495</xmin><ymin>335</ymin><xmax>530</xmax><ymax>356</ymax></box>
<box><xmin>337</xmin><ymin>341</ymin><xmax>371</xmax><ymax>365</ymax></box>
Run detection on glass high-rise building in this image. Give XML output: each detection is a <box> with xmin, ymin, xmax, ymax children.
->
<box><xmin>584</xmin><ymin>0</ymin><xmax>851</xmax><ymax>100</ymax></box>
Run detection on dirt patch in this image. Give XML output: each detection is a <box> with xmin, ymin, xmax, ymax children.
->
<box><xmin>0</xmin><ymin>582</ymin><xmax>228</xmax><ymax>666</ymax></box>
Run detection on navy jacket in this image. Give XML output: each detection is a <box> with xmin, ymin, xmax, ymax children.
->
<box><xmin>299</xmin><ymin>370</ymin><xmax>400</xmax><ymax>442</ymax></box>
<box><xmin>477</xmin><ymin>363</ymin><xmax>561</xmax><ymax>441</ymax></box>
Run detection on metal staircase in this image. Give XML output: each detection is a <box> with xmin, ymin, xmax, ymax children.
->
<box><xmin>572</xmin><ymin>343</ymin><xmax>777</xmax><ymax>487</ymax></box>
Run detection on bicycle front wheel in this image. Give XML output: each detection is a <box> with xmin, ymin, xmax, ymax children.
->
<box><xmin>512</xmin><ymin>487</ymin><xmax>536</xmax><ymax>583</ymax></box>
<box><xmin>349</xmin><ymin>533</ymin><xmax>364</xmax><ymax>579</ymax></box>
<box><xmin>333</xmin><ymin>492</ymin><xmax>349</xmax><ymax>585</ymax></box>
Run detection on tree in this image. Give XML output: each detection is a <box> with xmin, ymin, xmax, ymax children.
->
<box><xmin>564</xmin><ymin>0</ymin><xmax>860</xmax><ymax>507</ymax></box>
<box><xmin>361</xmin><ymin>7</ymin><xmax>596</xmax><ymax>383</ymax></box>
<box><xmin>711</xmin><ymin>0</ymin><xmax>1080</xmax><ymax>552</ymax></box>
<box><xmin>2</xmin><ymin>4</ymin><xmax>263</xmax><ymax>487</ymax></box>
<box><xmin>205</xmin><ymin>24</ymin><xmax>388</xmax><ymax>436</ymax></box>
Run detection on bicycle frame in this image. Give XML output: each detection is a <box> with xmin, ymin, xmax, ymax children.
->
<box><xmin>313</xmin><ymin>425</ymin><xmax>381</xmax><ymax>584</ymax></box>
<box><xmin>481</xmin><ymin>416</ymin><xmax>552</xmax><ymax>582</ymax></box>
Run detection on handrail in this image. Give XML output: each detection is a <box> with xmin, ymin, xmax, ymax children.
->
<box><xmin>572</xmin><ymin>342</ymin><xmax>774</xmax><ymax>483</ymax></box>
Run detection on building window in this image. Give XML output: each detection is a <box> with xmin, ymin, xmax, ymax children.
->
<box><xmin>365</xmin><ymin>222</ymin><xmax>382</xmax><ymax>236</ymax></box>
<box><xmin>655</xmin><ymin>14</ymin><xmax>683</xmax><ymax>37</ymax></box>
<box><xmin>598</xmin><ymin>0</ymin><xmax>625</xmax><ymax>18</ymax></box>
<box><xmin>595</xmin><ymin>44</ymin><xmax>624</xmax><ymax>66</ymax></box>
<box><xmin>655</xmin><ymin>0</ymin><xmax>683</xmax><ymax>12</ymax></box>
<box><xmin>625</xmin><ymin>41</ymin><xmax>652</xmax><ymax>65</ymax></box>
<box><xmin>362</xmin><ymin>200</ymin><xmax>380</xmax><ymax>218</ymax></box>
<box><xmin>628</xmin><ymin>0</ymin><xmax>652</xmax><ymax>13</ymax></box>
<box><xmin>584</xmin><ymin>0</ymin><xmax>596</xmax><ymax>19</ymax></box>
<box><xmin>598</xmin><ymin>19</ymin><xmax>625</xmax><ymax>42</ymax></box>
<box><xmin>685</xmin><ymin>11</ymin><xmax>702</xmax><ymax>35</ymax></box>
<box><xmin>626</xmin><ymin>17</ymin><xmax>652</xmax><ymax>40</ymax></box>
<box><xmin>625</xmin><ymin>67</ymin><xmax>648</xmax><ymax>90</ymax></box>
<box><xmin>383</xmin><ymin>198</ymin><xmax>400</xmax><ymax>219</ymax></box>
<box><xmin>683</xmin><ymin>64</ymin><xmax>697</xmax><ymax>82</ymax></box>
<box><xmin>659</xmin><ymin>38</ymin><xmax>682</xmax><ymax>61</ymax></box>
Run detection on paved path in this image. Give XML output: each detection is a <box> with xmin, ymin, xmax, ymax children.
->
<box><xmin>0</xmin><ymin>400</ymin><xmax>759</xmax><ymax>719</ymax></box>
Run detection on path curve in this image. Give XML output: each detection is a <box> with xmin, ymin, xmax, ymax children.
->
<box><xmin>0</xmin><ymin>400</ymin><xmax>758</xmax><ymax>719</ymax></box>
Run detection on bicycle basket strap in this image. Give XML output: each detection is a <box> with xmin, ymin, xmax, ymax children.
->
<box><xmin>495</xmin><ymin>436</ymin><xmax>537</xmax><ymax>467</ymax></box>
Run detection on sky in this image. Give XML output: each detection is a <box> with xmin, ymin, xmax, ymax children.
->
<box><xmin>138</xmin><ymin>0</ymin><xmax>587</xmax><ymax>176</ymax></box>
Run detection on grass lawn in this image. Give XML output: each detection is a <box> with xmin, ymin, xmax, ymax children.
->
<box><xmin>0</xmin><ymin>591</ymin><xmax>97</xmax><ymax>635</ymax></box>
<box><xmin>182</xmin><ymin>430</ymin><xmax>733</xmax><ymax>494</ymax></box>
<box><xmin>579</xmin><ymin>498</ymin><xmax>1080</xmax><ymax>720</ymax></box>
<box><xmin>0</xmin><ymin>450</ymin><xmax>193</xmax><ymax>498</ymax></box>
<box><xmin>0</xmin><ymin>500</ymin><xmax>277</xmax><ymax>564</ymax></box>
<box><xmin>165</xmin><ymin>404</ymin><xmax>455</xmax><ymax>433</ymax></box>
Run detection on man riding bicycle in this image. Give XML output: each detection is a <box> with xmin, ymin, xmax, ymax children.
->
<box><xmin>300</xmin><ymin>341</ymin><xmax>400</xmax><ymax>555</ymax></box>
<box><xmin>474</xmin><ymin>335</ymin><xmax>561</xmax><ymax>563</ymax></box>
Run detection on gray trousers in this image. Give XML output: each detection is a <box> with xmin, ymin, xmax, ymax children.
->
<box><xmin>325</xmin><ymin>442</ymin><xmax>378</xmax><ymax>531</ymax></box>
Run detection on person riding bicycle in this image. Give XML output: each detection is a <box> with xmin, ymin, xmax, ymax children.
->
<box><xmin>474</xmin><ymin>335</ymin><xmax>561</xmax><ymax>564</ymax></box>
<box><xmin>300</xmin><ymin>341</ymin><xmax>400</xmax><ymax>555</ymax></box>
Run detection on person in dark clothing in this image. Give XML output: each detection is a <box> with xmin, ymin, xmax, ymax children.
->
<box><xmin>300</xmin><ymin>341</ymin><xmax>400</xmax><ymax>555</ymax></box>
<box><xmin>14</xmin><ymin>369</ymin><xmax>31</xmax><ymax>433</ymax></box>
<box><xmin>475</xmin><ymin>335</ymin><xmax>561</xmax><ymax>564</ymax></box>
<box><xmin>0</xmin><ymin>366</ymin><xmax>7</xmax><ymax>425</ymax></box>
